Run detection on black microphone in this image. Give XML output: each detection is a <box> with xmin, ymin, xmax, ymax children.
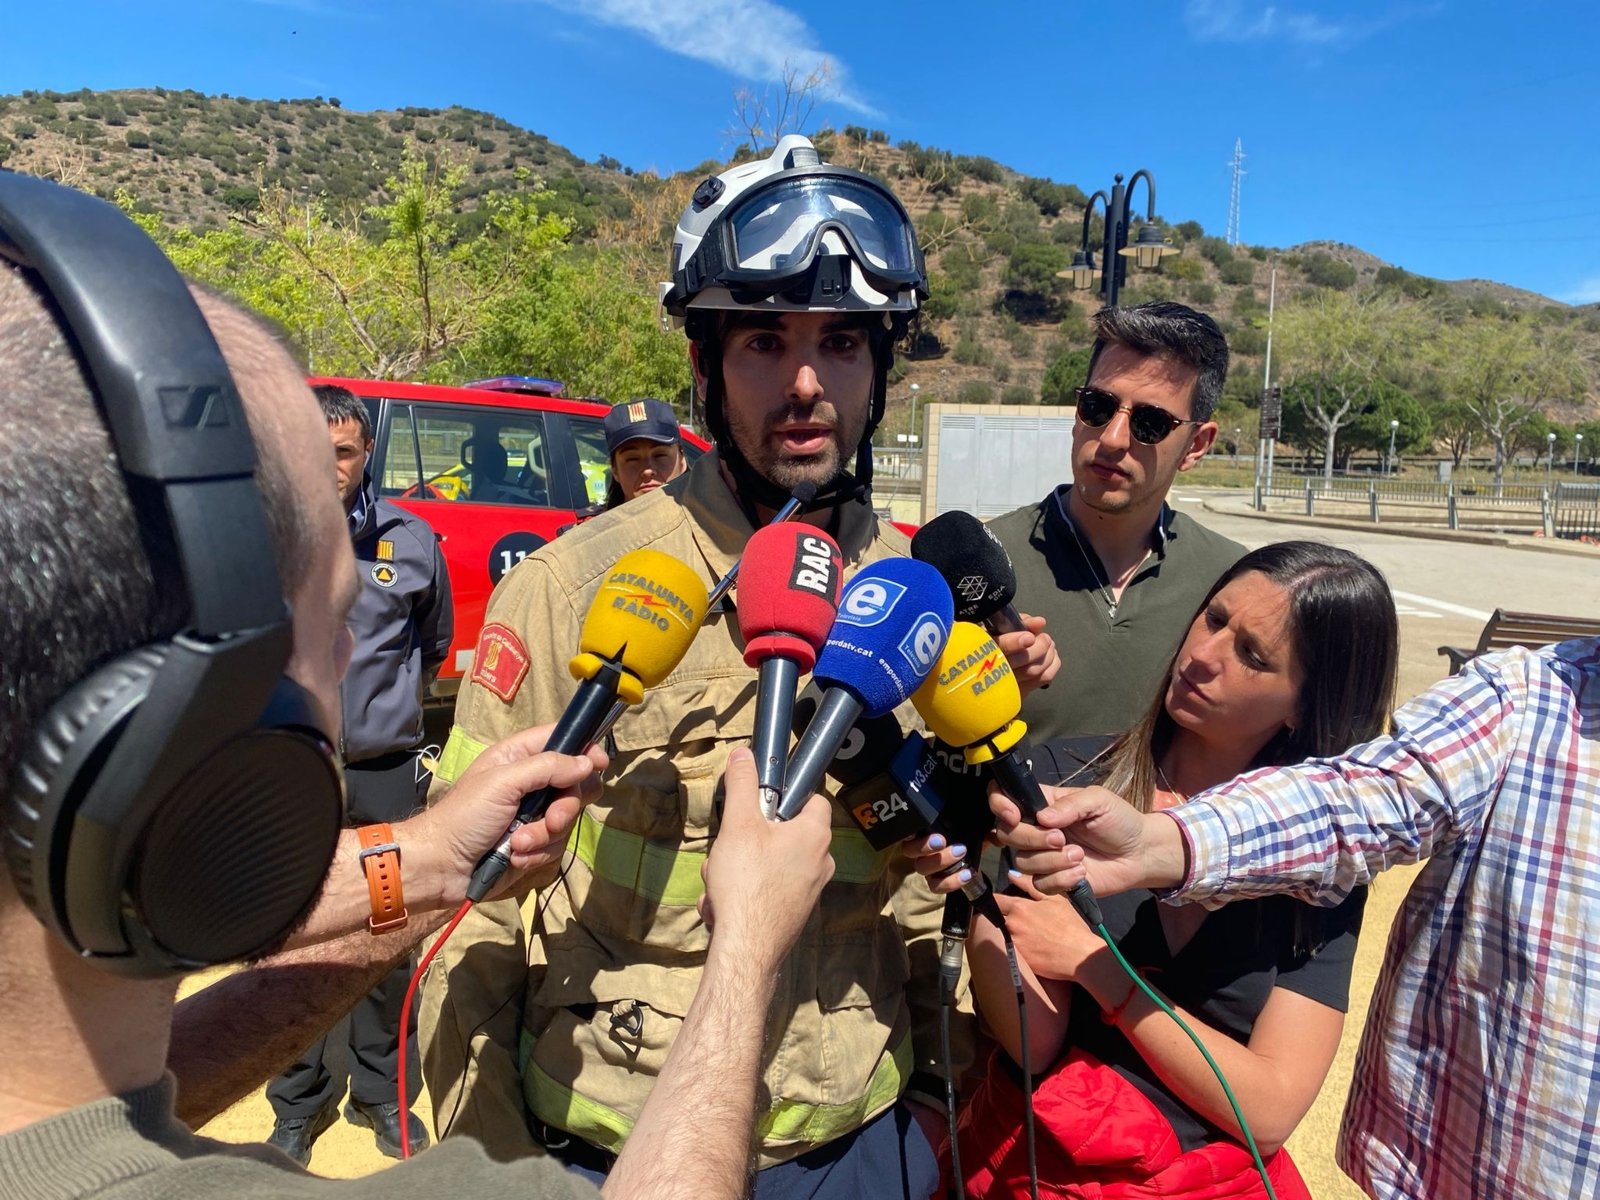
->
<box><xmin>911</xmin><ymin>510</ymin><xmax>1027</xmax><ymax>637</ymax></box>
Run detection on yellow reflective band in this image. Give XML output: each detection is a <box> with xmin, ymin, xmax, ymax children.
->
<box><xmin>522</xmin><ymin>1029</ymin><xmax>912</xmax><ymax>1152</ymax></box>
<box><xmin>570</xmin><ymin>810</ymin><xmax>889</xmax><ymax>906</ymax></box>
<box><xmin>436</xmin><ymin>728</ymin><xmax>490</xmax><ymax>785</ymax></box>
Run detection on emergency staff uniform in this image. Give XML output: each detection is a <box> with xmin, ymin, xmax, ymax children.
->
<box><xmin>268</xmin><ymin>473</ymin><xmax>452</xmax><ymax>1130</ymax></box>
<box><xmin>420</xmin><ymin>450</ymin><xmax>962</xmax><ymax>1179</ymax></box>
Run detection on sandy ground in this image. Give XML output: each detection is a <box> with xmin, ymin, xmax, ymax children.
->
<box><xmin>189</xmin><ymin>618</ymin><xmax>1458</xmax><ymax>1195</ymax></box>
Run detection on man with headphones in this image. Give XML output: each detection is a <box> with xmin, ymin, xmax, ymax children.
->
<box><xmin>0</xmin><ymin>172</ymin><xmax>841</xmax><ymax>1200</ymax></box>
<box><xmin>419</xmin><ymin>136</ymin><xmax>1056</xmax><ymax>1197</ymax></box>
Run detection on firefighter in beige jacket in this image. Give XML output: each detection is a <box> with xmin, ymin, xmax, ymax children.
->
<box><xmin>420</xmin><ymin>137</ymin><xmax>967</xmax><ymax>1194</ymax></box>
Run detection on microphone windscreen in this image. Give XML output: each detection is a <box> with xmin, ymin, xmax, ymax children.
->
<box><xmin>814</xmin><ymin>558</ymin><xmax>954</xmax><ymax>717</ymax></box>
<box><xmin>576</xmin><ymin>549</ymin><xmax>708</xmax><ymax>695</ymax></box>
<box><xmin>912</xmin><ymin>621</ymin><xmax>1022</xmax><ymax>748</ymax></box>
<box><xmin>791</xmin><ymin>681</ymin><xmax>906</xmax><ymax>787</ymax></box>
<box><xmin>910</xmin><ymin>510</ymin><xmax>1018</xmax><ymax>623</ymax></box>
<box><xmin>737</xmin><ymin>523</ymin><xmax>843</xmax><ymax>672</ymax></box>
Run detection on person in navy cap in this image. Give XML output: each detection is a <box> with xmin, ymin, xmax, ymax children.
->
<box><xmin>602</xmin><ymin>397</ymin><xmax>686</xmax><ymax>507</ymax></box>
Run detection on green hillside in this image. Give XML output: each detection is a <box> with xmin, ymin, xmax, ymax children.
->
<box><xmin>3</xmin><ymin>87</ymin><xmax>1596</xmax><ymax>474</ymax></box>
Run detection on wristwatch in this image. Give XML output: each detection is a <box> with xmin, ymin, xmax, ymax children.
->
<box><xmin>357</xmin><ymin>822</ymin><xmax>408</xmax><ymax>934</ymax></box>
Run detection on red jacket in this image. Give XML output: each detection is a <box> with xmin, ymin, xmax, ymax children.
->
<box><xmin>951</xmin><ymin>1047</ymin><xmax>1312</xmax><ymax>1200</ymax></box>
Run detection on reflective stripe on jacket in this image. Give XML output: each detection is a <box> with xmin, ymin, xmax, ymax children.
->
<box><xmin>424</xmin><ymin>451</ymin><xmax>966</xmax><ymax>1167</ymax></box>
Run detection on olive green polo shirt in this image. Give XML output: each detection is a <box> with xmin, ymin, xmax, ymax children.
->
<box><xmin>986</xmin><ymin>485</ymin><xmax>1245</xmax><ymax>743</ymax></box>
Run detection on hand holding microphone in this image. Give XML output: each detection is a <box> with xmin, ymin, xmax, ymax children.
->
<box><xmin>912</xmin><ymin>621</ymin><xmax>1101</xmax><ymax>926</ymax></box>
<box><xmin>735</xmin><ymin>522</ymin><xmax>843</xmax><ymax>816</ymax></box>
<box><xmin>466</xmin><ymin>548</ymin><xmax>708</xmax><ymax>900</ymax></box>
<box><xmin>911</xmin><ymin>510</ymin><xmax>1058</xmax><ymax>694</ymax></box>
<box><xmin>775</xmin><ymin>558</ymin><xmax>953</xmax><ymax>821</ymax></box>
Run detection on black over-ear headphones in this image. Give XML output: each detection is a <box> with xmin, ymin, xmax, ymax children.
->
<box><xmin>0</xmin><ymin>171</ymin><xmax>345</xmax><ymax>978</ymax></box>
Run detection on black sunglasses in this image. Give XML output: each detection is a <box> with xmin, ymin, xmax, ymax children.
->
<box><xmin>1073</xmin><ymin>386</ymin><xmax>1198</xmax><ymax>445</ymax></box>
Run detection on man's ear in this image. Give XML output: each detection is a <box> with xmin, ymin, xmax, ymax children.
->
<box><xmin>688</xmin><ymin>341</ymin><xmax>709</xmax><ymax>404</ymax></box>
<box><xmin>1177</xmin><ymin>421</ymin><xmax>1218</xmax><ymax>472</ymax></box>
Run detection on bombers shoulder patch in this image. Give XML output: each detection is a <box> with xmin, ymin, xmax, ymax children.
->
<box><xmin>471</xmin><ymin>622</ymin><xmax>531</xmax><ymax>703</ymax></box>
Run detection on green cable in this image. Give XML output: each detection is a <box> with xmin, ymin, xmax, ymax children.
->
<box><xmin>1094</xmin><ymin>924</ymin><xmax>1278</xmax><ymax>1200</ymax></box>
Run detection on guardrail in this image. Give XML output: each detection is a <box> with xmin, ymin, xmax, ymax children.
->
<box><xmin>1254</xmin><ymin>476</ymin><xmax>1600</xmax><ymax>539</ymax></box>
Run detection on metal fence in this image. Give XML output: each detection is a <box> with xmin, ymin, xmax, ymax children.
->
<box><xmin>1255</xmin><ymin>475</ymin><xmax>1600</xmax><ymax>539</ymax></box>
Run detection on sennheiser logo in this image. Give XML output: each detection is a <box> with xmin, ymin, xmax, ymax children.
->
<box><xmin>159</xmin><ymin>384</ymin><xmax>236</xmax><ymax>429</ymax></box>
<box><xmin>956</xmin><ymin>575</ymin><xmax>988</xmax><ymax>603</ymax></box>
<box><xmin>836</xmin><ymin>577</ymin><xmax>906</xmax><ymax>627</ymax></box>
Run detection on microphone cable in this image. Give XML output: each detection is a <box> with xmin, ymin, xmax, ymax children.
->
<box><xmin>998</xmin><ymin>915</ymin><xmax>1040</xmax><ymax>1200</ymax></box>
<box><xmin>945</xmin><ymin>871</ymin><xmax>1278</xmax><ymax>1200</ymax></box>
<box><xmin>1057</xmin><ymin>881</ymin><xmax>1279</xmax><ymax>1200</ymax></box>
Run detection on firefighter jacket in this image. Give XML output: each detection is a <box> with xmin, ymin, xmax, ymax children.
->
<box><xmin>420</xmin><ymin>451</ymin><xmax>969</xmax><ymax>1167</ymax></box>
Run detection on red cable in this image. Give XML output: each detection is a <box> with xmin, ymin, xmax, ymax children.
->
<box><xmin>396</xmin><ymin>896</ymin><xmax>475</xmax><ymax>1159</ymax></box>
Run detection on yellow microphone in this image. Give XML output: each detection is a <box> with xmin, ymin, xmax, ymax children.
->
<box><xmin>912</xmin><ymin>622</ymin><xmax>1103</xmax><ymax>927</ymax></box>
<box><xmin>467</xmin><ymin>548</ymin><xmax>707</xmax><ymax>900</ymax></box>
<box><xmin>911</xmin><ymin>621</ymin><xmax>1052</xmax><ymax>815</ymax></box>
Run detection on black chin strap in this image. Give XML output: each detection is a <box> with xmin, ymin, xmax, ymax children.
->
<box><xmin>698</xmin><ymin>324</ymin><xmax>893</xmax><ymax>530</ymax></box>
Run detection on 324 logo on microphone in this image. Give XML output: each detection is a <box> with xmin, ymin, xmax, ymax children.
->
<box><xmin>851</xmin><ymin>792</ymin><xmax>909</xmax><ymax>830</ymax></box>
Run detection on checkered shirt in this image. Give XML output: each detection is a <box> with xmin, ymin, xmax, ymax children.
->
<box><xmin>1171</xmin><ymin>637</ymin><xmax>1600</xmax><ymax>1200</ymax></box>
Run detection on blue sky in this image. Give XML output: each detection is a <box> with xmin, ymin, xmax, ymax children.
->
<box><xmin>9</xmin><ymin>1</ymin><xmax>1599</xmax><ymax>302</ymax></box>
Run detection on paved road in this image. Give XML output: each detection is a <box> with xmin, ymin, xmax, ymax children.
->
<box><xmin>1171</xmin><ymin>487</ymin><xmax>1599</xmax><ymax>704</ymax></box>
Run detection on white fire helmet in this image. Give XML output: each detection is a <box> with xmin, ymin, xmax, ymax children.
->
<box><xmin>660</xmin><ymin>135</ymin><xmax>926</xmax><ymax>329</ymax></box>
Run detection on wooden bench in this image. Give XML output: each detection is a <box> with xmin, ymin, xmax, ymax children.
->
<box><xmin>1439</xmin><ymin>609</ymin><xmax>1600</xmax><ymax>674</ymax></box>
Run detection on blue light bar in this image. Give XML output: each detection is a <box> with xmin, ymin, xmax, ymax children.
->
<box><xmin>465</xmin><ymin>375</ymin><xmax>565</xmax><ymax>396</ymax></box>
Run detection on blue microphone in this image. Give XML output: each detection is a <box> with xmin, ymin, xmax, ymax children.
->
<box><xmin>776</xmin><ymin>558</ymin><xmax>953</xmax><ymax>820</ymax></box>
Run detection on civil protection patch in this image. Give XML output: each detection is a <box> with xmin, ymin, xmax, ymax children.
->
<box><xmin>472</xmin><ymin>622</ymin><xmax>531</xmax><ymax>703</ymax></box>
<box><xmin>370</xmin><ymin>563</ymin><xmax>398</xmax><ymax>588</ymax></box>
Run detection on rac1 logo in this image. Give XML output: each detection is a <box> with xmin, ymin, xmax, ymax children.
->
<box><xmin>897</xmin><ymin>614</ymin><xmax>949</xmax><ymax>677</ymax></box>
<box><xmin>835</xmin><ymin>577</ymin><xmax>907</xmax><ymax>628</ymax></box>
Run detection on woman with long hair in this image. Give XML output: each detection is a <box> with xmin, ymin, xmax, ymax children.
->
<box><xmin>909</xmin><ymin>540</ymin><xmax>1400</xmax><ymax>1199</ymax></box>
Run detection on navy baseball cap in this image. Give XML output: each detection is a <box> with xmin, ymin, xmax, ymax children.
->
<box><xmin>605</xmin><ymin>398</ymin><xmax>681</xmax><ymax>454</ymax></box>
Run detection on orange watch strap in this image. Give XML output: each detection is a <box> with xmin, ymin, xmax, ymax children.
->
<box><xmin>357</xmin><ymin>823</ymin><xmax>408</xmax><ymax>934</ymax></box>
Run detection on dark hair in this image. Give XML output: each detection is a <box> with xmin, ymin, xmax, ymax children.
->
<box><xmin>0</xmin><ymin>265</ymin><xmax>307</xmax><ymax>803</ymax></box>
<box><xmin>314</xmin><ymin>383</ymin><xmax>371</xmax><ymax>442</ymax></box>
<box><xmin>1086</xmin><ymin>301</ymin><xmax>1229</xmax><ymax>422</ymax></box>
<box><xmin>1101</xmin><ymin>540</ymin><xmax>1398</xmax><ymax>809</ymax></box>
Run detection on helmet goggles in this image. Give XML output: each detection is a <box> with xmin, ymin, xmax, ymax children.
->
<box><xmin>674</xmin><ymin>168</ymin><xmax>924</xmax><ymax>311</ymax></box>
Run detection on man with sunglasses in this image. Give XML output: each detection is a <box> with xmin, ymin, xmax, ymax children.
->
<box><xmin>987</xmin><ymin>301</ymin><xmax>1244</xmax><ymax>745</ymax></box>
<box><xmin>417</xmin><ymin>136</ymin><xmax>968</xmax><ymax>1199</ymax></box>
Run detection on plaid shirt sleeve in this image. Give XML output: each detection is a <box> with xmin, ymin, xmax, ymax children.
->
<box><xmin>1169</xmin><ymin>655</ymin><xmax>1521</xmax><ymax>907</ymax></box>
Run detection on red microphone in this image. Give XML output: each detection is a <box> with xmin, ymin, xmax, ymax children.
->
<box><xmin>736</xmin><ymin>522</ymin><xmax>843</xmax><ymax>816</ymax></box>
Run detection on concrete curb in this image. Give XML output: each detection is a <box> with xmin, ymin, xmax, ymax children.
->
<box><xmin>1200</xmin><ymin>497</ymin><xmax>1600</xmax><ymax>561</ymax></box>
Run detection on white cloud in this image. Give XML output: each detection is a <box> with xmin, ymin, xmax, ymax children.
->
<box><xmin>242</xmin><ymin>0</ymin><xmax>369</xmax><ymax>17</ymax></box>
<box><xmin>527</xmin><ymin>0</ymin><xmax>879</xmax><ymax>115</ymax></box>
<box><xmin>1183</xmin><ymin>1</ymin><xmax>1440</xmax><ymax>48</ymax></box>
<box><xmin>1559</xmin><ymin>275</ymin><xmax>1600</xmax><ymax>305</ymax></box>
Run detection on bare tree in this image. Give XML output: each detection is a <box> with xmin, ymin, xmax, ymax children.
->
<box><xmin>729</xmin><ymin>59</ymin><xmax>835</xmax><ymax>154</ymax></box>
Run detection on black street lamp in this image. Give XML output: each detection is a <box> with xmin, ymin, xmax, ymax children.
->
<box><xmin>1061</xmin><ymin>170</ymin><xmax>1177</xmax><ymax>307</ymax></box>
